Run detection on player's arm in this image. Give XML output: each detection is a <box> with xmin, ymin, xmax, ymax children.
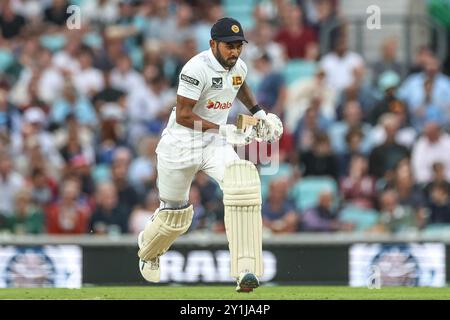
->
<box><xmin>177</xmin><ymin>95</ymin><xmax>253</xmax><ymax>145</ymax></box>
<box><xmin>236</xmin><ymin>80</ymin><xmax>267</xmax><ymax>119</ymax></box>
<box><xmin>176</xmin><ymin>95</ymin><xmax>220</xmax><ymax>132</ymax></box>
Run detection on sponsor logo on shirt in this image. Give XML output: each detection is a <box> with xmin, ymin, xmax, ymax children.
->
<box><xmin>206</xmin><ymin>99</ymin><xmax>232</xmax><ymax>110</ymax></box>
<box><xmin>232</xmin><ymin>75</ymin><xmax>242</xmax><ymax>86</ymax></box>
<box><xmin>211</xmin><ymin>77</ymin><xmax>223</xmax><ymax>89</ymax></box>
<box><xmin>181</xmin><ymin>74</ymin><xmax>199</xmax><ymax>86</ymax></box>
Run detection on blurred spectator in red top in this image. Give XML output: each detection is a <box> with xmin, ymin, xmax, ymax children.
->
<box><xmin>46</xmin><ymin>177</ymin><xmax>90</xmax><ymax>234</ymax></box>
<box><xmin>274</xmin><ymin>3</ymin><xmax>318</xmax><ymax>60</ymax></box>
<box><xmin>340</xmin><ymin>154</ymin><xmax>376</xmax><ymax>209</ymax></box>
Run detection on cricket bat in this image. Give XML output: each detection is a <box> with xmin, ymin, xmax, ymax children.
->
<box><xmin>236</xmin><ymin>114</ymin><xmax>259</xmax><ymax>130</ymax></box>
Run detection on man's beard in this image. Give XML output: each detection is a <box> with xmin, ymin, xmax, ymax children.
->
<box><xmin>215</xmin><ymin>47</ymin><xmax>237</xmax><ymax>69</ymax></box>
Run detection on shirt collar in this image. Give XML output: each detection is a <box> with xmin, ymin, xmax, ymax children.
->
<box><xmin>207</xmin><ymin>48</ymin><xmax>228</xmax><ymax>72</ymax></box>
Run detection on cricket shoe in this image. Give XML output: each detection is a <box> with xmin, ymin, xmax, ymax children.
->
<box><xmin>235</xmin><ymin>271</ymin><xmax>260</xmax><ymax>293</ymax></box>
<box><xmin>138</xmin><ymin>231</ymin><xmax>160</xmax><ymax>283</ymax></box>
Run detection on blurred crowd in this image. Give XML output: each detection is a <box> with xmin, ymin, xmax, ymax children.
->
<box><xmin>0</xmin><ymin>0</ymin><xmax>449</xmax><ymax>237</ymax></box>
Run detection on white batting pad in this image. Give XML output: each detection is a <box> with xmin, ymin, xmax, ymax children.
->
<box><xmin>223</xmin><ymin>160</ymin><xmax>263</xmax><ymax>278</ymax></box>
<box><xmin>138</xmin><ymin>205</ymin><xmax>194</xmax><ymax>262</ymax></box>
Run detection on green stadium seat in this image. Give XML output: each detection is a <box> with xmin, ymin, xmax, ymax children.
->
<box><xmin>282</xmin><ymin>59</ymin><xmax>317</xmax><ymax>85</ymax></box>
<box><xmin>223</xmin><ymin>0</ymin><xmax>256</xmax><ymax>30</ymax></box>
<box><xmin>0</xmin><ymin>49</ymin><xmax>14</xmax><ymax>72</ymax></box>
<box><xmin>339</xmin><ymin>205</ymin><xmax>379</xmax><ymax>232</ymax></box>
<box><xmin>289</xmin><ymin>176</ymin><xmax>338</xmax><ymax>211</ymax></box>
<box><xmin>91</xmin><ymin>164</ymin><xmax>111</xmax><ymax>183</ymax></box>
<box><xmin>422</xmin><ymin>224</ymin><xmax>450</xmax><ymax>237</ymax></box>
<box><xmin>260</xmin><ymin>163</ymin><xmax>293</xmax><ymax>201</ymax></box>
<box><xmin>40</xmin><ymin>34</ymin><xmax>67</xmax><ymax>52</ymax></box>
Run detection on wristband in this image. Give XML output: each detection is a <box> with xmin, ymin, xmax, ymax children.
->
<box><xmin>249</xmin><ymin>104</ymin><xmax>262</xmax><ymax>115</ymax></box>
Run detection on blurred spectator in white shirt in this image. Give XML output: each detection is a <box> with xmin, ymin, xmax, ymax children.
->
<box><xmin>72</xmin><ymin>46</ymin><xmax>104</xmax><ymax>98</ymax></box>
<box><xmin>52</xmin><ymin>34</ymin><xmax>82</xmax><ymax>75</ymax></box>
<box><xmin>10</xmin><ymin>45</ymin><xmax>64</xmax><ymax>108</ymax></box>
<box><xmin>241</xmin><ymin>21</ymin><xmax>285</xmax><ymax>72</ymax></box>
<box><xmin>11</xmin><ymin>107</ymin><xmax>64</xmax><ymax>174</ymax></box>
<box><xmin>0</xmin><ymin>153</ymin><xmax>25</xmax><ymax>217</ymax></box>
<box><xmin>411</xmin><ymin>121</ymin><xmax>450</xmax><ymax>184</ymax></box>
<box><xmin>128</xmin><ymin>189</ymin><xmax>159</xmax><ymax>235</ymax></box>
<box><xmin>319</xmin><ymin>35</ymin><xmax>365</xmax><ymax>94</ymax></box>
<box><xmin>37</xmin><ymin>48</ymin><xmax>65</xmax><ymax>105</ymax></box>
<box><xmin>285</xmin><ymin>68</ymin><xmax>336</xmax><ymax>132</ymax></box>
<box><xmin>126</xmin><ymin>64</ymin><xmax>174</xmax><ymax>143</ymax></box>
<box><xmin>80</xmin><ymin>0</ymin><xmax>120</xmax><ymax>26</ymax></box>
<box><xmin>11</xmin><ymin>0</ymin><xmax>44</xmax><ymax>24</ymax></box>
<box><xmin>110</xmin><ymin>54</ymin><xmax>145</xmax><ymax>94</ymax></box>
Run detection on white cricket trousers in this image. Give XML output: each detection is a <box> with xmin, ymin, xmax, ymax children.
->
<box><xmin>156</xmin><ymin>134</ymin><xmax>240</xmax><ymax>203</ymax></box>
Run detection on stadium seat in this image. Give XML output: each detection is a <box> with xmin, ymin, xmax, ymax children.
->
<box><xmin>422</xmin><ymin>224</ymin><xmax>450</xmax><ymax>237</ymax></box>
<box><xmin>0</xmin><ymin>49</ymin><xmax>14</xmax><ymax>72</ymax></box>
<box><xmin>282</xmin><ymin>59</ymin><xmax>317</xmax><ymax>85</ymax></box>
<box><xmin>259</xmin><ymin>163</ymin><xmax>293</xmax><ymax>201</ymax></box>
<box><xmin>91</xmin><ymin>164</ymin><xmax>111</xmax><ymax>183</ymax></box>
<box><xmin>339</xmin><ymin>205</ymin><xmax>379</xmax><ymax>232</ymax></box>
<box><xmin>289</xmin><ymin>176</ymin><xmax>338</xmax><ymax>211</ymax></box>
<box><xmin>40</xmin><ymin>34</ymin><xmax>67</xmax><ymax>52</ymax></box>
<box><xmin>223</xmin><ymin>0</ymin><xmax>256</xmax><ymax>30</ymax></box>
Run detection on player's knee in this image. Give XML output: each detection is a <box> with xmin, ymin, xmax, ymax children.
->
<box><xmin>159</xmin><ymin>199</ymin><xmax>189</xmax><ymax>210</ymax></box>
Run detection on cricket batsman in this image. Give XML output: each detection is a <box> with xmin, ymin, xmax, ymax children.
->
<box><xmin>137</xmin><ymin>17</ymin><xmax>283</xmax><ymax>292</ymax></box>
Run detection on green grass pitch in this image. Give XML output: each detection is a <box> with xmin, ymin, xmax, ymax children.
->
<box><xmin>1</xmin><ymin>286</ymin><xmax>450</xmax><ymax>300</ymax></box>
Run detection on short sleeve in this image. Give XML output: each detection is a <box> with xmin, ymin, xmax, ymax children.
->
<box><xmin>240</xmin><ymin>59</ymin><xmax>248</xmax><ymax>81</ymax></box>
<box><xmin>177</xmin><ymin>61</ymin><xmax>205</xmax><ymax>101</ymax></box>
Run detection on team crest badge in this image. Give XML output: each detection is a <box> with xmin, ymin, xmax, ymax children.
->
<box><xmin>231</xmin><ymin>25</ymin><xmax>240</xmax><ymax>33</ymax></box>
<box><xmin>232</xmin><ymin>75</ymin><xmax>242</xmax><ymax>86</ymax></box>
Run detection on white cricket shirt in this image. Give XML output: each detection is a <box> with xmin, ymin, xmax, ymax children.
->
<box><xmin>160</xmin><ymin>48</ymin><xmax>247</xmax><ymax>147</ymax></box>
